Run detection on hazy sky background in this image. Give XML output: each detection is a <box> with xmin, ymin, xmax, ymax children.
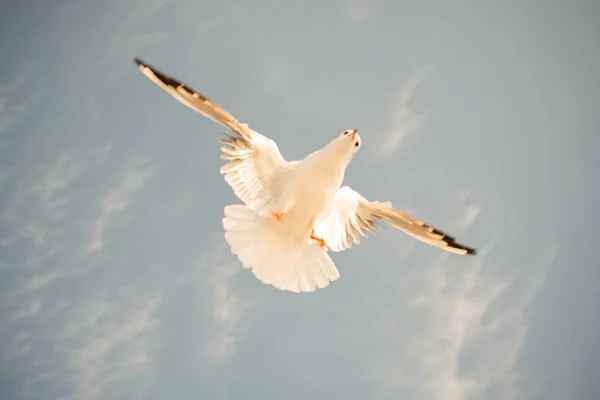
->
<box><xmin>1</xmin><ymin>1</ymin><xmax>599</xmax><ymax>399</ymax></box>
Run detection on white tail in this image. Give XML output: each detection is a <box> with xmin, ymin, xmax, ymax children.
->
<box><xmin>222</xmin><ymin>205</ymin><xmax>340</xmax><ymax>293</ymax></box>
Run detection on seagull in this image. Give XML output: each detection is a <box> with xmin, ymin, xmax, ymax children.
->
<box><xmin>133</xmin><ymin>57</ymin><xmax>477</xmax><ymax>293</ymax></box>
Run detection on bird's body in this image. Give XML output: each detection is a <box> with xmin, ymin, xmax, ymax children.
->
<box><xmin>223</xmin><ymin>131</ymin><xmax>357</xmax><ymax>291</ymax></box>
<box><xmin>264</xmin><ymin>139</ymin><xmax>348</xmax><ymax>239</ymax></box>
<box><xmin>133</xmin><ymin>57</ymin><xmax>478</xmax><ymax>293</ymax></box>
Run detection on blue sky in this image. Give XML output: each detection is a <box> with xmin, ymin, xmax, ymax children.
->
<box><xmin>1</xmin><ymin>1</ymin><xmax>599</xmax><ymax>399</ymax></box>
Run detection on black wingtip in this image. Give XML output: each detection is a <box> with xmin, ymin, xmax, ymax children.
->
<box><xmin>452</xmin><ymin>244</ymin><xmax>478</xmax><ymax>256</ymax></box>
<box><xmin>429</xmin><ymin>226</ymin><xmax>477</xmax><ymax>256</ymax></box>
<box><xmin>431</xmin><ymin>227</ymin><xmax>456</xmax><ymax>242</ymax></box>
<box><xmin>131</xmin><ymin>57</ymin><xmax>193</xmax><ymax>93</ymax></box>
<box><xmin>439</xmin><ymin>234</ymin><xmax>478</xmax><ymax>256</ymax></box>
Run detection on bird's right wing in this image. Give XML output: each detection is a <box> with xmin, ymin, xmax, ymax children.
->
<box><xmin>313</xmin><ymin>186</ymin><xmax>477</xmax><ymax>255</ymax></box>
<box><xmin>133</xmin><ymin>57</ymin><xmax>297</xmax><ymax>209</ymax></box>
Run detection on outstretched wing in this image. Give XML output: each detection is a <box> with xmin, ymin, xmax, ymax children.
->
<box><xmin>133</xmin><ymin>57</ymin><xmax>297</xmax><ymax>209</ymax></box>
<box><xmin>312</xmin><ymin>186</ymin><xmax>477</xmax><ymax>255</ymax></box>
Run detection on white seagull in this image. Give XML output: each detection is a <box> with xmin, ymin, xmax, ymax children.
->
<box><xmin>133</xmin><ymin>57</ymin><xmax>477</xmax><ymax>293</ymax></box>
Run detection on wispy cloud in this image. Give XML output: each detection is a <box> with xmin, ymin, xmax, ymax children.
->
<box><xmin>8</xmin><ymin>294</ymin><xmax>162</xmax><ymax>400</ymax></box>
<box><xmin>3</xmin><ymin>331</ymin><xmax>33</xmax><ymax>360</ymax></box>
<box><xmin>30</xmin><ymin>153</ymin><xmax>80</xmax><ymax>216</ymax></box>
<box><xmin>87</xmin><ymin>159</ymin><xmax>154</xmax><ymax>253</ymax></box>
<box><xmin>0</xmin><ymin>69</ymin><xmax>32</xmax><ymax>136</ymax></box>
<box><xmin>23</xmin><ymin>272</ymin><xmax>57</xmax><ymax>292</ymax></box>
<box><xmin>367</xmin><ymin>195</ymin><xmax>556</xmax><ymax>400</ymax></box>
<box><xmin>0</xmin><ymin>152</ymin><xmax>80</xmax><ymax>255</ymax></box>
<box><xmin>380</xmin><ymin>66</ymin><xmax>432</xmax><ymax>157</ymax></box>
<box><xmin>199</xmin><ymin>246</ymin><xmax>250</xmax><ymax>368</ymax></box>
<box><xmin>63</xmin><ymin>297</ymin><xmax>162</xmax><ymax>400</ymax></box>
<box><xmin>341</xmin><ymin>0</ymin><xmax>383</xmax><ymax>24</ymax></box>
<box><xmin>4</xmin><ymin>272</ymin><xmax>58</xmax><ymax>303</ymax></box>
<box><xmin>1</xmin><ymin>151</ymin><xmax>158</xmax><ymax>399</ymax></box>
<box><xmin>455</xmin><ymin>188</ymin><xmax>483</xmax><ymax>231</ymax></box>
<box><xmin>9</xmin><ymin>298</ymin><xmax>43</xmax><ymax>321</ymax></box>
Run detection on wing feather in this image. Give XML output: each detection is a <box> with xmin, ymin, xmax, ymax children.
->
<box><xmin>313</xmin><ymin>186</ymin><xmax>477</xmax><ymax>255</ymax></box>
<box><xmin>133</xmin><ymin>57</ymin><xmax>297</xmax><ymax>208</ymax></box>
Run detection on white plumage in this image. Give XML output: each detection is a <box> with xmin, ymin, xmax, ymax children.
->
<box><xmin>134</xmin><ymin>57</ymin><xmax>477</xmax><ymax>293</ymax></box>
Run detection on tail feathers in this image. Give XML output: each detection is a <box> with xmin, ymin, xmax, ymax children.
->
<box><xmin>223</xmin><ymin>205</ymin><xmax>340</xmax><ymax>293</ymax></box>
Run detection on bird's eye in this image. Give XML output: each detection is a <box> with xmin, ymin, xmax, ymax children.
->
<box><xmin>355</xmin><ymin>142</ymin><xmax>359</xmax><ymax>147</ymax></box>
<box><xmin>343</xmin><ymin>131</ymin><xmax>349</xmax><ymax>135</ymax></box>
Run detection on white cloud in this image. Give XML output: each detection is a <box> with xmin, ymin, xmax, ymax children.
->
<box><xmin>0</xmin><ymin>70</ymin><xmax>32</xmax><ymax>135</ymax></box>
<box><xmin>24</xmin><ymin>272</ymin><xmax>57</xmax><ymax>292</ymax></box>
<box><xmin>21</xmin><ymin>223</ymin><xmax>47</xmax><ymax>248</ymax></box>
<box><xmin>461</xmin><ymin>204</ymin><xmax>481</xmax><ymax>231</ymax></box>
<box><xmin>341</xmin><ymin>0</ymin><xmax>383</xmax><ymax>24</ymax></box>
<box><xmin>367</xmin><ymin>200</ymin><xmax>556</xmax><ymax>400</ymax></box>
<box><xmin>14</xmin><ymin>296</ymin><xmax>162</xmax><ymax>400</ymax></box>
<box><xmin>63</xmin><ymin>296</ymin><xmax>162</xmax><ymax>400</ymax></box>
<box><xmin>455</xmin><ymin>188</ymin><xmax>482</xmax><ymax>231</ymax></box>
<box><xmin>0</xmin><ymin>98</ymin><xmax>29</xmax><ymax>135</ymax></box>
<box><xmin>0</xmin><ymin>153</ymin><xmax>80</xmax><ymax>261</ymax></box>
<box><xmin>87</xmin><ymin>159</ymin><xmax>154</xmax><ymax>253</ymax></box>
<box><xmin>10</xmin><ymin>298</ymin><xmax>43</xmax><ymax>321</ymax></box>
<box><xmin>30</xmin><ymin>153</ymin><xmax>80</xmax><ymax>214</ymax></box>
<box><xmin>4</xmin><ymin>272</ymin><xmax>58</xmax><ymax>301</ymax></box>
<box><xmin>31</xmin><ymin>153</ymin><xmax>79</xmax><ymax>201</ymax></box>
<box><xmin>380</xmin><ymin>66</ymin><xmax>432</xmax><ymax>157</ymax></box>
<box><xmin>0</xmin><ymin>153</ymin><xmax>79</xmax><ymax>248</ymax></box>
<box><xmin>3</xmin><ymin>332</ymin><xmax>33</xmax><ymax>361</ymax></box>
<box><xmin>62</xmin><ymin>302</ymin><xmax>111</xmax><ymax>337</ymax></box>
<box><xmin>198</xmin><ymin>246</ymin><xmax>250</xmax><ymax>368</ymax></box>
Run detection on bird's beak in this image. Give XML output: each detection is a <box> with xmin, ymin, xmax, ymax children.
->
<box><xmin>351</xmin><ymin>129</ymin><xmax>358</xmax><ymax>140</ymax></box>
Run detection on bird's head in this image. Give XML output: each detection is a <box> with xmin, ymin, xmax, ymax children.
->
<box><xmin>329</xmin><ymin>129</ymin><xmax>361</xmax><ymax>160</ymax></box>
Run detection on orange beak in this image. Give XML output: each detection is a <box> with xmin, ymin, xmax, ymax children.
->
<box><xmin>351</xmin><ymin>129</ymin><xmax>358</xmax><ymax>140</ymax></box>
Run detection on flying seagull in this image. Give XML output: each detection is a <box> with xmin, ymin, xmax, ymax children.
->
<box><xmin>133</xmin><ymin>57</ymin><xmax>477</xmax><ymax>293</ymax></box>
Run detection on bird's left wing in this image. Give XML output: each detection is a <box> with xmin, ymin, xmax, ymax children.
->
<box><xmin>312</xmin><ymin>186</ymin><xmax>477</xmax><ymax>255</ymax></box>
<box><xmin>133</xmin><ymin>57</ymin><xmax>297</xmax><ymax>209</ymax></box>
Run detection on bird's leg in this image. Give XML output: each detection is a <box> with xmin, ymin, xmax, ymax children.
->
<box><xmin>272</xmin><ymin>211</ymin><xmax>284</xmax><ymax>222</ymax></box>
<box><xmin>310</xmin><ymin>230</ymin><xmax>331</xmax><ymax>251</ymax></box>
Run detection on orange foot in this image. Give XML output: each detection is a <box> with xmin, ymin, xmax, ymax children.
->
<box><xmin>272</xmin><ymin>211</ymin><xmax>284</xmax><ymax>222</ymax></box>
<box><xmin>310</xmin><ymin>230</ymin><xmax>331</xmax><ymax>251</ymax></box>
